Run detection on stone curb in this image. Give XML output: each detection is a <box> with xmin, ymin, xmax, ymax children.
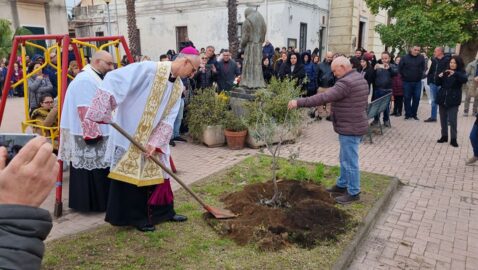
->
<box><xmin>332</xmin><ymin>177</ymin><xmax>401</xmax><ymax>270</ymax></box>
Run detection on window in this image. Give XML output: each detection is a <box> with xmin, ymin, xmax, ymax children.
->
<box><xmin>299</xmin><ymin>23</ymin><xmax>307</xmax><ymax>52</ymax></box>
<box><xmin>176</xmin><ymin>26</ymin><xmax>188</xmax><ymax>52</ymax></box>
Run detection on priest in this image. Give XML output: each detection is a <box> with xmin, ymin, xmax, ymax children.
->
<box><xmin>59</xmin><ymin>50</ymin><xmax>114</xmax><ymax>212</ymax></box>
<box><xmin>85</xmin><ymin>47</ymin><xmax>200</xmax><ymax>232</ymax></box>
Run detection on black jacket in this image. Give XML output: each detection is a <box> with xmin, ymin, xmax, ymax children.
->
<box><xmin>427</xmin><ymin>54</ymin><xmax>451</xmax><ymax>85</ymax></box>
<box><xmin>360</xmin><ymin>66</ymin><xmax>375</xmax><ymax>87</ymax></box>
<box><xmin>317</xmin><ymin>61</ymin><xmax>335</xmax><ymax>88</ymax></box>
<box><xmin>399</xmin><ymin>53</ymin><xmax>426</xmax><ymax>82</ymax></box>
<box><xmin>216</xmin><ymin>59</ymin><xmax>240</xmax><ymax>91</ymax></box>
<box><xmin>372</xmin><ymin>64</ymin><xmax>398</xmax><ymax>89</ymax></box>
<box><xmin>281</xmin><ymin>63</ymin><xmax>306</xmax><ymax>86</ymax></box>
<box><xmin>0</xmin><ymin>205</ymin><xmax>52</xmax><ymax>270</ymax></box>
<box><xmin>262</xmin><ymin>65</ymin><xmax>275</xmax><ymax>84</ymax></box>
<box><xmin>436</xmin><ymin>70</ymin><xmax>468</xmax><ymax>107</ymax></box>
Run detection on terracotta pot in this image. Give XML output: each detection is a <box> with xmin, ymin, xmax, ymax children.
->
<box><xmin>224</xmin><ymin>129</ymin><xmax>248</xmax><ymax>150</ymax></box>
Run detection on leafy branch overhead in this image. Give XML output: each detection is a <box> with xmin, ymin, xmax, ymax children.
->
<box><xmin>365</xmin><ymin>0</ymin><xmax>478</xmax><ymax>52</ymax></box>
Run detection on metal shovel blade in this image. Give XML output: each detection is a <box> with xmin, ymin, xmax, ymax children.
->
<box><xmin>204</xmin><ymin>205</ymin><xmax>237</xmax><ymax>219</ymax></box>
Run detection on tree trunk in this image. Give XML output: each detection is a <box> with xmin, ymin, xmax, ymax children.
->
<box><xmin>125</xmin><ymin>0</ymin><xmax>141</xmax><ymax>58</ymax></box>
<box><xmin>460</xmin><ymin>40</ymin><xmax>478</xmax><ymax>65</ymax></box>
<box><xmin>227</xmin><ymin>0</ymin><xmax>239</xmax><ymax>58</ymax></box>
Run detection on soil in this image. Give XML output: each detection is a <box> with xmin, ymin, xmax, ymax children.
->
<box><xmin>205</xmin><ymin>180</ymin><xmax>352</xmax><ymax>251</ymax></box>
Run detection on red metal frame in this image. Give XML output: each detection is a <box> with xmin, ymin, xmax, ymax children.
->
<box><xmin>0</xmin><ymin>34</ymin><xmax>134</xmax><ymax>217</ymax></box>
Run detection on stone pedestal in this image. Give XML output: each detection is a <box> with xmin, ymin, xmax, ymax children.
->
<box><xmin>229</xmin><ymin>87</ymin><xmax>257</xmax><ymax>117</ymax></box>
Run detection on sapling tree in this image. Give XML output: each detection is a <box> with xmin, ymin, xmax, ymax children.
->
<box><xmin>244</xmin><ymin>77</ymin><xmax>303</xmax><ymax>206</ymax></box>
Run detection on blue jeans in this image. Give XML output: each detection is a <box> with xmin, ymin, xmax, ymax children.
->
<box><xmin>337</xmin><ymin>134</ymin><xmax>362</xmax><ymax>196</ymax></box>
<box><xmin>429</xmin><ymin>83</ymin><xmax>440</xmax><ymax>120</ymax></box>
<box><xmin>403</xmin><ymin>81</ymin><xmax>422</xmax><ymax>118</ymax></box>
<box><xmin>173</xmin><ymin>98</ymin><xmax>184</xmax><ymax>138</ymax></box>
<box><xmin>470</xmin><ymin>124</ymin><xmax>478</xmax><ymax>157</ymax></box>
<box><xmin>373</xmin><ymin>88</ymin><xmax>392</xmax><ymax>122</ymax></box>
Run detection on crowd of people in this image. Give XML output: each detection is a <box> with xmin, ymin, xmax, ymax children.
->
<box><xmin>0</xmin><ymin>37</ymin><xmax>477</xmax><ymax>269</ymax></box>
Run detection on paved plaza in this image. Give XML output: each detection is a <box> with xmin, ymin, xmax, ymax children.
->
<box><xmin>1</xmin><ymin>96</ymin><xmax>477</xmax><ymax>269</ymax></box>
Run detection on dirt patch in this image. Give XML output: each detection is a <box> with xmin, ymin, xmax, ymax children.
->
<box><xmin>206</xmin><ymin>180</ymin><xmax>352</xmax><ymax>251</ymax></box>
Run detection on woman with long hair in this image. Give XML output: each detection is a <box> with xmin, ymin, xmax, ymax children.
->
<box><xmin>436</xmin><ymin>55</ymin><xmax>468</xmax><ymax>147</ymax></box>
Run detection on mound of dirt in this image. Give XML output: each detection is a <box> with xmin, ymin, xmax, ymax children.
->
<box><xmin>206</xmin><ymin>180</ymin><xmax>352</xmax><ymax>251</ymax></box>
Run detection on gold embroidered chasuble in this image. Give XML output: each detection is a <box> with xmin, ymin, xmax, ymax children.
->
<box><xmin>108</xmin><ymin>62</ymin><xmax>182</xmax><ymax>186</ymax></box>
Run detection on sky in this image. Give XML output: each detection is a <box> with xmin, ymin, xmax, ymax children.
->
<box><xmin>65</xmin><ymin>0</ymin><xmax>79</xmax><ymax>14</ymax></box>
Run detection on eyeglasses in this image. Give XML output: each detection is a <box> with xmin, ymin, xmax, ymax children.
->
<box><xmin>42</xmin><ymin>101</ymin><xmax>54</xmax><ymax>104</ymax></box>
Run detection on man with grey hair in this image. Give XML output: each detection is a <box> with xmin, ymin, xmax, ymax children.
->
<box><xmin>288</xmin><ymin>56</ymin><xmax>369</xmax><ymax>204</ymax></box>
<box><xmin>85</xmin><ymin>47</ymin><xmax>200</xmax><ymax>232</ymax></box>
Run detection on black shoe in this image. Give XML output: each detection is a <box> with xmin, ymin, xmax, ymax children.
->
<box><xmin>308</xmin><ymin>110</ymin><xmax>316</xmax><ymax>119</ymax></box>
<box><xmin>326</xmin><ymin>185</ymin><xmax>347</xmax><ymax>194</ymax></box>
<box><xmin>405</xmin><ymin>116</ymin><xmax>411</xmax><ymax>120</ymax></box>
<box><xmin>390</xmin><ymin>112</ymin><xmax>397</xmax><ymax>116</ymax></box>
<box><xmin>450</xmin><ymin>139</ymin><xmax>458</xmax><ymax>147</ymax></box>
<box><xmin>136</xmin><ymin>224</ymin><xmax>156</xmax><ymax>232</ymax></box>
<box><xmin>437</xmin><ymin>136</ymin><xmax>448</xmax><ymax>143</ymax></box>
<box><xmin>394</xmin><ymin>113</ymin><xmax>401</xmax><ymax>117</ymax></box>
<box><xmin>424</xmin><ymin>118</ymin><xmax>436</xmax><ymax>122</ymax></box>
<box><xmin>325</xmin><ymin>116</ymin><xmax>332</xmax><ymax>121</ymax></box>
<box><xmin>169</xmin><ymin>139</ymin><xmax>176</xmax><ymax>147</ymax></box>
<box><xmin>169</xmin><ymin>214</ymin><xmax>188</xmax><ymax>222</ymax></box>
<box><xmin>173</xmin><ymin>136</ymin><xmax>187</xmax><ymax>142</ymax></box>
<box><xmin>413</xmin><ymin>116</ymin><xmax>419</xmax><ymax>120</ymax></box>
<box><xmin>335</xmin><ymin>193</ymin><xmax>360</xmax><ymax>204</ymax></box>
<box><xmin>316</xmin><ymin>116</ymin><xmax>322</xmax><ymax>121</ymax></box>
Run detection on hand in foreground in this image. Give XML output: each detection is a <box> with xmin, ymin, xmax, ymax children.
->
<box><xmin>288</xmin><ymin>100</ymin><xmax>298</xmax><ymax>110</ymax></box>
<box><xmin>0</xmin><ymin>136</ymin><xmax>58</xmax><ymax>207</ymax></box>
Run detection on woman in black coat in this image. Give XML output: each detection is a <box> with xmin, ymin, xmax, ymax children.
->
<box><xmin>262</xmin><ymin>56</ymin><xmax>275</xmax><ymax>84</ymax></box>
<box><xmin>436</xmin><ymin>55</ymin><xmax>468</xmax><ymax>147</ymax></box>
<box><xmin>279</xmin><ymin>52</ymin><xmax>305</xmax><ymax>88</ymax></box>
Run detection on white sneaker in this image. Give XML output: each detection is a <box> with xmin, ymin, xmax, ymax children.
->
<box><xmin>466</xmin><ymin>156</ymin><xmax>478</xmax><ymax>166</ymax></box>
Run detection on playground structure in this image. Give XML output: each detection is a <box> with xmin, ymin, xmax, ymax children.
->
<box><xmin>0</xmin><ymin>34</ymin><xmax>134</xmax><ymax>217</ymax></box>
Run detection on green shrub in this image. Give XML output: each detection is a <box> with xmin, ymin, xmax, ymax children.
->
<box><xmin>186</xmin><ymin>88</ymin><xmax>227</xmax><ymax>141</ymax></box>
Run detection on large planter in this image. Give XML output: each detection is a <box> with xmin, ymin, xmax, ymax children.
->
<box><xmin>246</xmin><ymin>125</ymin><xmax>301</xmax><ymax>149</ymax></box>
<box><xmin>224</xmin><ymin>129</ymin><xmax>248</xmax><ymax>150</ymax></box>
<box><xmin>202</xmin><ymin>125</ymin><xmax>225</xmax><ymax>147</ymax></box>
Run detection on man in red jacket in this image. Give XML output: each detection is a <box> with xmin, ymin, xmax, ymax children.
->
<box><xmin>288</xmin><ymin>56</ymin><xmax>369</xmax><ymax>204</ymax></box>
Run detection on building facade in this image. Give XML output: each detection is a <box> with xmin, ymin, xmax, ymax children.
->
<box><xmin>0</xmin><ymin>0</ymin><xmax>69</xmax><ymax>36</ymax></box>
<box><xmin>328</xmin><ymin>0</ymin><xmax>388</xmax><ymax>56</ymax></box>
<box><xmin>70</xmin><ymin>0</ymin><xmax>331</xmax><ymax>60</ymax></box>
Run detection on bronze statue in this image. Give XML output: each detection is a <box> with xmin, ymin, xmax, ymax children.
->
<box><xmin>239</xmin><ymin>8</ymin><xmax>267</xmax><ymax>89</ymax></box>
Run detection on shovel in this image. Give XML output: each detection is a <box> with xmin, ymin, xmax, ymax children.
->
<box><xmin>110</xmin><ymin>122</ymin><xmax>237</xmax><ymax>219</ymax></box>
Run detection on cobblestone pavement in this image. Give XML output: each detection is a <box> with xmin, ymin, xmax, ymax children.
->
<box><xmin>2</xmin><ymin>97</ymin><xmax>478</xmax><ymax>270</ymax></box>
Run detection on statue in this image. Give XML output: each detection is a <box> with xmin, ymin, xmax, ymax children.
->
<box><xmin>239</xmin><ymin>8</ymin><xmax>267</xmax><ymax>89</ymax></box>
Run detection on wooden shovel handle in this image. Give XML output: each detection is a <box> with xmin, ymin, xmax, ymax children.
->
<box><xmin>109</xmin><ymin>122</ymin><xmax>209</xmax><ymax>209</ymax></box>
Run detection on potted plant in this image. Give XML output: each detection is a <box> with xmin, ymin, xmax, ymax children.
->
<box><xmin>186</xmin><ymin>88</ymin><xmax>227</xmax><ymax>147</ymax></box>
<box><xmin>223</xmin><ymin>110</ymin><xmax>248</xmax><ymax>150</ymax></box>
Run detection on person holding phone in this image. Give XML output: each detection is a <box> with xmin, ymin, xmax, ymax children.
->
<box><xmin>0</xmin><ymin>136</ymin><xmax>58</xmax><ymax>269</ymax></box>
<box><xmin>27</xmin><ymin>62</ymin><xmax>53</xmax><ymax>114</ymax></box>
<box><xmin>436</xmin><ymin>56</ymin><xmax>468</xmax><ymax>147</ymax></box>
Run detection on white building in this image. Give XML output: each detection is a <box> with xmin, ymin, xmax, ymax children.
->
<box><xmin>0</xmin><ymin>0</ymin><xmax>69</xmax><ymax>36</ymax></box>
<box><xmin>70</xmin><ymin>0</ymin><xmax>331</xmax><ymax>59</ymax></box>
